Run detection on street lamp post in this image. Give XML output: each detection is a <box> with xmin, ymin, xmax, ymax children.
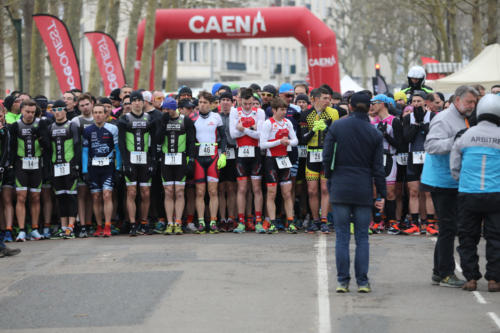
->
<box><xmin>5</xmin><ymin>6</ymin><xmax>23</xmax><ymax>91</ymax></box>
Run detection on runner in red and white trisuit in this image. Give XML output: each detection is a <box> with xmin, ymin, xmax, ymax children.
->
<box><xmin>259</xmin><ymin>97</ymin><xmax>298</xmax><ymax>234</ymax></box>
<box><xmin>229</xmin><ymin>88</ymin><xmax>266</xmax><ymax>233</ymax></box>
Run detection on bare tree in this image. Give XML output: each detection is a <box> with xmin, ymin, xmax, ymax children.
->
<box><xmin>87</xmin><ymin>0</ymin><xmax>109</xmax><ymax>95</ymax></box>
<box><xmin>29</xmin><ymin>0</ymin><xmax>48</xmax><ymax>96</ymax></box>
<box><xmin>22</xmin><ymin>0</ymin><xmax>34</xmax><ymax>91</ymax></box>
<box><xmin>107</xmin><ymin>0</ymin><xmax>121</xmax><ymax>40</ymax></box>
<box><xmin>62</xmin><ymin>0</ymin><xmax>82</xmax><ymax>56</ymax></box>
<box><xmin>485</xmin><ymin>0</ymin><xmax>498</xmax><ymax>44</ymax></box>
<box><xmin>137</xmin><ymin>0</ymin><xmax>157</xmax><ymax>89</ymax></box>
<box><xmin>0</xmin><ymin>8</ymin><xmax>5</xmax><ymax>97</ymax></box>
<box><xmin>124</xmin><ymin>0</ymin><xmax>142</xmax><ymax>85</ymax></box>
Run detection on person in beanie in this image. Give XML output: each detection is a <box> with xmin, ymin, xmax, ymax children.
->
<box><xmin>322</xmin><ymin>92</ymin><xmax>386</xmax><ymax>293</ymax></box>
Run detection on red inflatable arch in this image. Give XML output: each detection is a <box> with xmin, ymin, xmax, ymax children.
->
<box><xmin>134</xmin><ymin>7</ymin><xmax>340</xmax><ymax>92</ymax></box>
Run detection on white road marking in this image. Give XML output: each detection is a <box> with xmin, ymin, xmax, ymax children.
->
<box><xmin>317</xmin><ymin>235</ymin><xmax>331</xmax><ymax>333</ymax></box>
<box><xmin>472</xmin><ymin>291</ymin><xmax>487</xmax><ymax>304</ymax></box>
<box><xmin>487</xmin><ymin>312</ymin><xmax>500</xmax><ymax>330</ymax></box>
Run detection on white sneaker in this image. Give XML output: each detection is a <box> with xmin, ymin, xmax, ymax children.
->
<box><xmin>186</xmin><ymin>222</ymin><xmax>197</xmax><ymax>232</ymax></box>
<box><xmin>30</xmin><ymin>229</ymin><xmax>43</xmax><ymax>240</ymax></box>
<box><xmin>16</xmin><ymin>231</ymin><xmax>26</xmax><ymax>242</ymax></box>
<box><xmin>42</xmin><ymin>227</ymin><xmax>51</xmax><ymax>239</ymax></box>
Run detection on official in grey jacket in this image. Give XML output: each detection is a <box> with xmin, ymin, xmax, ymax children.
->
<box><xmin>420</xmin><ymin>85</ymin><xmax>479</xmax><ymax>287</ymax></box>
<box><xmin>322</xmin><ymin>92</ymin><xmax>386</xmax><ymax>293</ymax></box>
<box><xmin>450</xmin><ymin>93</ymin><xmax>500</xmax><ymax>292</ymax></box>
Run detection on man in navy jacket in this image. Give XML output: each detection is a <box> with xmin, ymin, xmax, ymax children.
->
<box><xmin>322</xmin><ymin>92</ymin><xmax>386</xmax><ymax>293</ymax></box>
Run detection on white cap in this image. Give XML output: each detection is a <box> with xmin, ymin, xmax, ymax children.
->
<box><xmin>142</xmin><ymin>91</ymin><xmax>152</xmax><ymax>103</ymax></box>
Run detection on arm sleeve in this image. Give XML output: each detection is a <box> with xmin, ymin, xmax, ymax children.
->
<box><xmin>216</xmin><ymin>114</ymin><xmax>227</xmax><ymax>152</ymax></box>
<box><xmin>185</xmin><ymin>117</ymin><xmax>196</xmax><ymax>161</ymax></box>
<box><xmin>372</xmin><ymin>135</ymin><xmax>387</xmax><ymax>198</ymax></box>
<box><xmin>391</xmin><ymin>117</ymin><xmax>403</xmax><ymax>152</ymax></box>
<box><xmin>113</xmin><ymin>125</ymin><xmax>121</xmax><ymax>171</ymax></box>
<box><xmin>229</xmin><ymin>109</ymin><xmax>244</xmax><ymax>140</ymax></box>
<box><xmin>81</xmin><ymin>129</ymin><xmax>89</xmax><ymax>173</ymax></box>
<box><xmin>322</xmin><ymin>124</ymin><xmax>336</xmax><ymax>178</ymax></box>
<box><xmin>71</xmin><ymin>123</ymin><xmax>81</xmax><ymax>168</ymax></box>
<box><xmin>299</xmin><ymin>111</ymin><xmax>315</xmax><ymax>145</ymax></box>
<box><xmin>148</xmin><ymin>120</ymin><xmax>156</xmax><ymax>163</ymax></box>
<box><xmin>288</xmin><ymin>120</ymin><xmax>299</xmax><ymax>147</ymax></box>
<box><xmin>39</xmin><ymin>120</ymin><xmax>51</xmax><ymax>171</ymax></box>
<box><xmin>424</xmin><ymin>114</ymin><xmax>461</xmax><ymax>155</ymax></box>
<box><xmin>259</xmin><ymin>120</ymin><xmax>281</xmax><ymax>150</ymax></box>
<box><xmin>450</xmin><ymin>136</ymin><xmax>464</xmax><ymax>181</ymax></box>
<box><xmin>9</xmin><ymin>123</ymin><xmax>17</xmax><ymax>167</ymax></box>
<box><xmin>0</xmin><ymin>128</ymin><xmax>9</xmax><ymax>168</ymax></box>
<box><xmin>117</xmin><ymin>118</ymin><xmax>129</xmax><ymax>167</ymax></box>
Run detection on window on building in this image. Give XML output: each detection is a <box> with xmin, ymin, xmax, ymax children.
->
<box><xmin>221</xmin><ymin>43</ymin><xmax>225</xmax><ymax>68</ymax></box>
<box><xmin>301</xmin><ymin>47</ymin><xmax>306</xmax><ymax>69</ymax></box>
<box><xmin>178</xmin><ymin>42</ymin><xmax>185</xmax><ymax>62</ymax></box>
<box><xmin>203</xmin><ymin>42</ymin><xmax>209</xmax><ymax>63</ymax></box>
<box><xmin>249</xmin><ymin>46</ymin><xmax>253</xmax><ymax>65</ymax></box>
<box><xmin>190</xmin><ymin>42</ymin><xmax>199</xmax><ymax>62</ymax></box>
<box><xmin>284</xmin><ymin>48</ymin><xmax>289</xmax><ymax>75</ymax></box>
<box><xmin>255</xmin><ymin>47</ymin><xmax>259</xmax><ymax>70</ymax></box>
<box><xmin>242</xmin><ymin>46</ymin><xmax>247</xmax><ymax>62</ymax></box>
<box><xmin>263</xmin><ymin>46</ymin><xmax>268</xmax><ymax>68</ymax></box>
<box><xmin>270</xmin><ymin>47</ymin><xmax>275</xmax><ymax>73</ymax></box>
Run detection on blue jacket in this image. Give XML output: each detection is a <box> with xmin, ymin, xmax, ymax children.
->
<box><xmin>322</xmin><ymin>112</ymin><xmax>386</xmax><ymax>206</ymax></box>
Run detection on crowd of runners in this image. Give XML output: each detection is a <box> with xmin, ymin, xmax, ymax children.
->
<box><xmin>0</xmin><ymin>67</ymin><xmax>497</xmax><ymax>244</ymax></box>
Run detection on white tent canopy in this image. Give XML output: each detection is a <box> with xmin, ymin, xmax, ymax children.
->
<box><xmin>340</xmin><ymin>75</ymin><xmax>365</xmax><ymax>93</ymax></box>
<box><xmin>430</xmin><ymin>43</ymin><xmax>500</xmax><ymax>93</ymax></box>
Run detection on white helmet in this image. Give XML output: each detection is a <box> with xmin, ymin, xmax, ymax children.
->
<box><xmin>477</xmin><ymin>93</ymin><xmax>500</xmax><ymax>119</ymax></box>
<box><xmin>407</xmin><ymin>66</ymin><xmax>426</xmax><ymax>79</ymax></box>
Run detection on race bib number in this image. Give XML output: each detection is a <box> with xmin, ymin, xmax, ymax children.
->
<box><xmin>164</xmin><ymin>153</ymin><xmax>182</xmax><ymax>165</ymax></box>
<box><xmin>54</xmin><ymin>163</ymin><xmax>70</xmax><ymax>177</ymax></box>
<box><xmin>22</xmin><ymin>157</ymin><xmax>39</xmax><ymax>170</ymax></box>
<box><xmin>130</xmin><ymin>151</ymin><xmax>147</xmax><ymax>165</ymax></box>
<box><xmin>276</xmin><ymin>156</ymin><xmax>292</xmax><ymax>169</ymax></box>
<box><xmin>396</xmin><ymin>153</ymin><xmax>408</xmax><ymax>166</ymax></box>
<box><xmin>412</xmin><ymin>151</ymin><xmax>426</xmax><ymax>164</ymax></box>
<box><xmin>226</xmin><ymin>148</ymin><xmax>236</xmax><ymax>160</ymax></box>
<box><xmin>309</xmin><ymin>150</ymin><xmax>323</xmax><ymax>163</ymax></box>
<box><xmin>92</xmin><ymin>157</ymin><xmax>110</xmax><ymax>167</ymax></box>
<box><xmin>298</xmin><ymin>146</ymin><xmax>307</xmax><ymax>158</ymax></box>
<box><xmin>199</xmin><ymin>143</ymin><xmax>216</xmax><ymax>156</ymax></box>
<box><xmin>238</xmin><ymin>146</ymin><xmax>255</xmax><ymax>158</ymax></box>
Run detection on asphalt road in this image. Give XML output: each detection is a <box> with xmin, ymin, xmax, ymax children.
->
<box><xmin>0</xmin><ymin>232</ymin><xmax>499</xmax><ymax>333</ymax></box>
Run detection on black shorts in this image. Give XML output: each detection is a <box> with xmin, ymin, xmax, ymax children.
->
<box><xmin>161</xmin><ymin>154</ymin><xmax>187</xmax><ymax>185</ymax></box>
<box><xmin>219</xmin><ymin>158</ymin><xmax>237</xmax><ymax>182</ymax></box>
<box><xmin>52</xmin><ymin>174</ymin><xmax>78</xmax><ymax>195</ymax></box>
<box><xmin>89</xmin><ymin>165</ymin><xmax>115</xmax><ymax>192</ymax></box>
<box><xmin>1</xmin><ymin>167</ymin><xmax>15</xmax><ymax>188</ymax></box>
<box><xmin>236</xmin><ymin>147</ymin><xmax>262</xmax><ymax>180</ymax></box>
<box><xmin>296</xmin><ymin>157</ymin><xmax>306</xmax><ymax>182</ymax></box>
<box><xmin>265</xmin><ymin>156</ymin><xmax>292</xmax><ymax>185</ymax></box>
<box><xmin>124</xmin><ymin>164</ymin><xmax>151</xmax><ymax>186</ymax></box>
<box><xmin>396</xmin><ymin>164</ymin><xmax>407</xmax><ymax>182</ymax></box>
<box><xmin>14</xmin><ymin>159</ymin><xmax>43</xmax><ymax>192</ymax></box>
<box><xmin>406</xmin><ymin>163</ymin><xmax>423</xmax><ymax>182</ymax></box>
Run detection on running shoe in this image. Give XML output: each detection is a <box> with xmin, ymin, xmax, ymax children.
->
<box><xmin>209</xmin><ymin>221</ymin><xmax>219</xmax><ymax>234</ymax></box>
<box><xmin>420</xmin><ymin>223</ymin><xmax>427</xmax><ymax>235</ymax></box>
<box><xmin>78</xmin><ymin>227</ymin><xmax>88</xmax><ymax>238</ymax></box>
<box><xmin>4</xmin><ymin>231</ymin><xmax>14</xmax><ymax>243</ymax></box>
<box><xmin>287</xmin><ymin>223</ymin><xmax>298</xmax><ymax>234</ymax></box>
<box><xmin>197</xmin><ymin>222</ymin><xmax>206</xmax><ymax>234</ymax></box>
<box><xmin>233</xmin><ymin>223</ymin><xmax>246</xmax><ymax>233</ymax></box>
<box><xmin>245</xmin><ymin>220</ymin><xmax>255</xmax><ymax>232</ymax></box>
<box><xmin>275</xmin><ymin>219</ymin><xmax>285</xmax><ymax>231</ymax></box>
<box><xmin>226</xmin><ymin>219</ymin><xmax>235</xmax><ymax>232</ymax></box>
<box><xmin>16</xmin><ymin>231</ymin><xmax>26</xmax><ymax>242</ymax></box>
<box><xmin>320</xmin><ymin>223</ymin><xmax>330</xmax><ymax>234</ymax></box>
<box><xmin>387</xmin><ymin>221</ymin><xmax>400</xmax><ymax>235</ymax></box>
<box><xmin>401</xmin><ymin>224</ymin><xmax>420</xmax><ymax>235</ymax></box>
<box><xmin>154</xmin><ymin>221</ymin><xmax>166</xmax><ymax>234</ymax></box>
<box><xmin>426</xmin><ymin>223</ymin><xmax>439</xmax><ymax>236</ymax></box>
<box><xmin>294</xmin><ymin>218</ymin><xmax>303</xmax><ymax>230</ymax></box>
<box><xmin>50</xmin><ymin>229</ymin><xmax>64</xmax><ymax>239</ymax></box>
<box><xmin>141</xmin><ymin>224</ymin><xmax>153</xmax><ymax>235</ymax></box>
<box><xmin>219</xmin><ymin>219</ymin><xmax>227</xmax><ymax>232</ymax></box>
<box><xmin>111</xmin><ymin>225</ymin><xmax>121</xmax><ymax>235</ymax></box>
<box><xmin>255</xmin><ymin>223</ymin><xmax>266</xmax><ymax>234</ymax></box>
<box><xmin>267</xmin><ymin>223</ymin><xmax>278</xmax><ymax>234</ymax></box>
<box><xmin>431</xmin><ymin>274</ymin><xmax>441</xmax><ymax>285</ymax></box>
<box><xmin>307</xmin><ymin>222</ymin><xmax>319</xmax><ymax>234</ymax></box>
<box><xmin>336</xmin><ymin>284</ymin><xmax>349</xmax><ymax>293</ymax></box>
<box><xmin>358</xmin><ymin>284</ymin><xmax>372</xmax><ymax>293</ymax></box>
<box><xmin>129</xmin><ymin>224</ymin><xmax>138</xmax><ymax>237</ymax></box>
<box><xmin>262</xmin><ymin>219</ymin><xmax>271</xmax><ymax>231</ymax></box>
<box><xmin>63</xmin><ymin>228</ymin><xmax>75</xmax><ymax>239</ymax></box>
<box><xmin>186</xmin><ymin>222</ymin><xmax>198</xmax><ymax>233</ymax></box>
<box><xmin>439</xmin><ymin>274</ymin><xmax>465</xmax><ymax>288</ymax></box>
<box><xmin>174</xmin><ymin>223</ymin><xmax>183</xmax><ymax>235</ymax></box>
<box><xmin>30</xmin><ymin>229</ymin><xmax>43</xmax><ymax>241</ymax></box>
<box><xmin>164</xmin><ymin>224</ymin><xmax>174</xmax><ymax>235</ymax></box>
<box><xmin>103</xmin><ymin>225</ymin><xmax>111</xmax><ymax>238</ymax></box>
<box><xmin>369</xmin><ymin>222</ymin><xmax>383</xmax><ymax>234</ymax></box>
<box><xmin>93</xmin><ymin>225</ymin><xmax>103</xmax><ymax>237</ymax></box>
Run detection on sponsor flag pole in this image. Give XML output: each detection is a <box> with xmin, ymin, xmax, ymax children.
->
<box><xmin>33</xmin><ymin>14</ymin><xmax>82</xmax><ymax>94</ymax></box>
<box><xmin>85</xmin><ymin>31</ymin><xmax>126</xmax><ymax>96</ymax></box>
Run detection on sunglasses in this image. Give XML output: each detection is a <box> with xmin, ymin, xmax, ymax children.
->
<box><xmin>261</xmin><ymin>92</ymin><xmax>273</xmax><ymax>97</ymax></box>
<box><xmin>53</xmin><ymin>107</ymin><xmax>66</xmax><ymax>112</ymax></box>
<box><xmin>123</xmin><ymin>102</ymin><xmax>131</xmax><ymax>105</ymax></box>
<box><xmin>285</xmin><ymin>94</ymin><xmax>294</xmax><ymax>98</ymax></box>
<box><xmin>371</xmin><ymin>101</ymin><xmax>383</xmax><ymax>105</ymax></box>
<box><xmin>154</xmin><ymin>96</ymin><xmax>164</xmax><ymax>102</ymax></box>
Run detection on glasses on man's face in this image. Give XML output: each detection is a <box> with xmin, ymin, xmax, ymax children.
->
<box><xmin>285</xmin><ymin>94</ymin><xmax>294</xmax><ymax>98</ymax></box>
<box><xmin>53</xmin><ymin>107</ymin><xmax>65</xmax><ymax>112</ymax></box>
<box><xmin>261</xmin><ymin>92</ymin><xmax>273</xmax><ymax>97</ymax></box>
<box><xmin>123</xmin><ymin>102</ymin><xmax>131</xmax><ymax>106</ymax></box>
<box><xmin>371</xmin><ymin>101</ymin><xmax>382</xmax><ymax>105</ymax></box>
<box><xmin>154</xmin><ymin>96</ymin><xmax>163</xmax><ymax>102</ymax></box>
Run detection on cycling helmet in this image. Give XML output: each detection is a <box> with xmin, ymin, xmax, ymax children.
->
<box><xmin>476</xmin><ymin>93</ymin><xmax>500</xmax><ymax>124</ymax></box>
